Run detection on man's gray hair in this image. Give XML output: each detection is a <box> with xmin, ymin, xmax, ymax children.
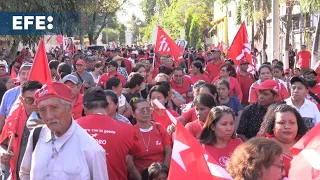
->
<box><xmin>60</xmin><ymin>99</ymin><xmax>72</xmax><ymax>108</ymax></box>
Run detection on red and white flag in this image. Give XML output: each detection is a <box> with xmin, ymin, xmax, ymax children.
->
<box><xmin>227</xmin><ymin>22</ymin><xmax>252</xmax><ymax>65</ymax></box>
<box><xmin>155</xmin><ymin>26</ymin><xmax>184</xmax><ymax>62</ymax></box>
<box><xmin>289</xmin><ymin>124</ymin><xmax>320</xmax><ymax>179</ymax></box>
<box><xmin>152</xmin><ymin>100</ymin><xmax>233</xmax><ymax>180</ymax></box>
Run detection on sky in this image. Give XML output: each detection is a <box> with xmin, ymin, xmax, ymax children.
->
<box><xmin>116</xmin><ymin>0</ymin><xmax>145</xmax><ymax>28</ymax></box>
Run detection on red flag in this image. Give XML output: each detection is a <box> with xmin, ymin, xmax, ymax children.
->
<box><xmin>152</xmin><ymin>100</ymin><xmax>233</xmax><ymax>180</ymax></box>
<box><xmin>155</xmin><ymin>26</ymin><xmax>184</xmax><ymax>62</ymax></box>
<box><xmin>56</xmin><ymin>34</ymin><xmax>63</xmax><ymax>47</ymax></box>
<box><xmin>289</xmin><ymin>124</ymin><xmax>320</xmax><ymax>179</ymax></box>
<box><xmin>227</xmin><ymin>22</ymin><xmax>252</xmax><ymax>65</ymax></box>
<box><xmin>28</xmin><ymin>39</ymin><xmax>52</xmax><ymax>84</ymax></box>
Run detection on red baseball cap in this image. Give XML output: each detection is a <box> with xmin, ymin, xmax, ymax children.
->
<box><xmin>253</xmin><ymin>80</ymin><xmax>279</xmax><ymax>94</ymax></box>
<box><xmin>35</xmin><ymin>82</ymin><xmax>72</xmax><ymax>104</ymax></box>
<box><xmin>284</xmin><ymin>68</ymin><xmax>290</xmax><ymax>74</ymax></box>
<box><xmin>240</xmin><ymin>59</ymin><xmax>249</xmax><ymax>65</ymax></box>
<box><xmin>76</xmin><ymin>59</ymin><xmax>85</xmax><ymax>65</ymax></box>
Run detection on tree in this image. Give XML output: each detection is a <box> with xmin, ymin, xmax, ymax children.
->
<box><xmin>283</xmin><ymin>0</ymin><xmax>294</xmax><ymax>69</ymax></box>
<box><xmin>299</xmin><ymin>0</ymin><xmax>320</xmax><ymax>67</ymax></box>
<box><xmin>185</xmin><ymin>12</ymin><xmax>193</xmax><ymax>46</ymax></box>
<box><xmin>189</xmin><ymin>15</ymin><xmax>201</xmax><ymax>48</ymax></box>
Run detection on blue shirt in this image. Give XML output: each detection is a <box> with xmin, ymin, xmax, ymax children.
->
<box><xmin>223</xmin><ymin>97</ymin><xmax>243</xmax><ymax>116</ymax></box>
<box><xmin>0</xmin><ymin>87</ymin><xmax>20</xmax><ymax>117</ymax></box>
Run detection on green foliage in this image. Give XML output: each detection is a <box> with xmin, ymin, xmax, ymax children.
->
<box><xmin>141</xmin><ymin>0</ymin><xmax>157</xmax><ymax>24</ymax></box>
<box><xmin>189</xmin><ymin>14</ymin><xmax>201</xmax><ymax>48</ymax></box>
<box><xmin>299</xmin><ymin>0</ymin><xmax>320</xmax><ymax>12</ymax></box>
<box><xmin>185</xmin><ymin>13</ymin><xmax>193</xmax><ymax>44</ymax></box>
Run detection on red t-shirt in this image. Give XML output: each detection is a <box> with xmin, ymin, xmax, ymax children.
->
<box><xmin>171</xmin><ymin>76</ymin><xmax>192</xmax><ymax>102</ymax></box>
<box><xmin>133</xmin><ymin>123</ymin><xmax>171</xmax><ymax>174</ymax></box>
<box><xmin>212</xmin><ymin>76</ymin><xmax>243</xmax><ymax>102</ymax></box>
<box><xmin>72</xmin><ymin>94</ymin><xmax>83</xmax><ymax>120</ymax></box>
<box><xmin>124</xmin><ymin>59</ymin><xmax>132</xmax><ymax>74</ymax></box>
<box><xmin>189</xmin><ymin>74</ymin><xmax>210</xmax><ymax>84</ymax></box>
<box><xmin>181</xmin><ymin>107</ymin><xmax>197</xmax><ymax>124</ymax></box>
<box><xmin>204</xmin><ymin>138</ymin><xmax>242</xmax><ymax>167</ymax></box>
<box><xmin>296</xmin><ymin>51</ymin><xmax>311</xmax><ymax>68</ymax></box>
<box><xmin>185</xmin><ymin>119</ymin><xmax>204</xmax><ymax>138</ymax></box>
<box><xmin>306</xmin><ymin>84</ymin><xmax>320</xmax><ymax>111</ymax></box>
<box><xmin>152</xmin><ymin>109</ymin><xmax>179</xmax><ymax>129</ymax></box>
<box><xmin>283</xmin><ymin>153</ymin><xmax>292</xmax><ymax>178</ymax></box>
<box><xmin>237</xmin><ymin>72</ymin><xmax>254</xmax><ymax>103</ymax></box>
<box><xmin>76</xmin><ymin>114</ymin><xmax>139</xmax><ymax>180</ymax></box>
<box><xmin>98</xmin><ymin>72</ymin><xmax>126</xmax><ymax>88</ymax></box>
<box><xmin>205</xmin><ymin>60</ymin><xmax>224</xmax><ymax>82</ymax></box>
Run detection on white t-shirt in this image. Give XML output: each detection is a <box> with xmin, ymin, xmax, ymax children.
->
<box><xmin>285</xmin><ymin>98</ymin><xmax>320</xmax><ymax>129</ymax></box>
<box><xmin>118</xmin><ymin>94</ymin><xmax>126</xmax><ymax>108</ymax></box>
<box><xmin>89</xmin><ymin>72</ymin><xmax>100</xmax><ymax>84</ymax></box>
<box><xmin>0</xmin><ymin>60</ymin><xmax>8</xmax><ymax>72</ymax></box>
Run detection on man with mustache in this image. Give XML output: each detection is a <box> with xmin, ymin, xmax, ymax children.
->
<box><xmin>0</xmin><ymin>81</ymin><xmax>42</xmax><ymax>180</ymax></box>
<box><xmin>19</xmin><ymin>82</ymin><xmax>108</xmax><ymax>179</ymax></box>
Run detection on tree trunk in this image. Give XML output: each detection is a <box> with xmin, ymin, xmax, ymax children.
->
<box><xmin>88</xmin><ymin>33</ymin><xmax>96</xmax><ymax>45</ymax></box>
<box><xmin>8</xmin><ymin>39</ymin><xmax>20</xmax><ymax>64</ymax></box>
<box><xmin>300</xmin><ymin>13</ymin><xmax>304</xmax><ymax>45</ymax></box>
<box><xmin>262</xmin><ymin>18</ymin><xmax>268</xmax><ymax>62</ymax></box>
<box><xmin>311</xmin><ymin>18</ymin><xmax>320</xmax><ymax>68</ymax></box>
<box><xmin>284</xmin><ymin>1</ymin><xmax>293</xmax><ymax>69</ymax></box>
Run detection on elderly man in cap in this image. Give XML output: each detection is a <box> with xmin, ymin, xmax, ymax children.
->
<box><xmin>0</xmin><ymin>63</ymin><xmax>32</xmax><ymax>128</ymax></box>
<box><xmin>72</xmin><ymin>59</ymin><xmax>96</xmax><ymax>90</ymax></box>
<box><xmin>0</xmin><ymin>62</ymin><xmax>7</xmax><ymax>77</ymax></box>
<box><xmin>0</xmin><ymin>53</ymin><xmax>8</xmax><ymax>73</ymax></box>
<box><xmin>98</xmin><ymin>61</ymin><xmax>126</xmax><ymax>89</ymax></box>
<box><xmin>205</xmin><ymin>49</ymin><xmax>224</xmax><ymax>82</ymax></box>
<box><xmin>296</xmin><ymin>45</ymin><xmax>311</xmax><ymax>73</ymax></box>
<box><xmin>61</xmin><ymin>74</ymin><xmax>83</xmax><ymax>119</ymax></box>
<box><xmin>285</xmin><ymin>76</ymin><xmax>320</xmax><ymax>129</ymax></box>
<box><xmin>19</xmin><ymin>82</ymin><xmax>108</xmax><ymax>179</ymax></box>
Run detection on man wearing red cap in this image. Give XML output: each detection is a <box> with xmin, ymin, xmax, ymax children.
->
<box><xmin>77</xmin><ymin>87</ymin><xmax>141</xmax><ymax>180</ymax></box>
<box><xmin>237</xmin><ymin>59</ymin><xmax>255</xmax><ymax>106</ymax></box>
<box><xmin>19</xmin><ymin>82</ymin><xmax>108</xmax><ymax>179</ymax></box>
<box><xmin>237</xmin><ymin>80</ymin><xmax>280</xmax><ymax>139</ymax></box>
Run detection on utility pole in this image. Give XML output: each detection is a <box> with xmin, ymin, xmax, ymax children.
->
<box><xmin>272</xmin><ymin>0</ymin><xmax>280</xmax><ymax>61</ymax></box>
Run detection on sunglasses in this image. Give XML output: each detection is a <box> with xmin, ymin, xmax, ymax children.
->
<box><xmin>22</xmin><ymin>97</ymin><xmax>35</xmax><ymax>105</ymax></box>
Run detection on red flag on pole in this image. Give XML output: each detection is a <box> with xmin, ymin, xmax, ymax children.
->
<box><xmin>28</xmin><ymin>38</ymin><xmax>52</xmax><ymax>84</ymax></box>
<box><xmin>155</xmin><ymin>26</ymin><xmax>184</xmax><ymax>62</ymax></box>
<box><xmin>289</xmin><ymin>124</ymin><xmax>320</xmax><ymax>179</ymax></box>
<box><xmin>152</xmin><ymin>100</ymin><xmax>233</xmax><ymax>180</ymax></box>
<box><xmin>227</xmin><ymin>22</ymin><xmax>252</xmax><ymax>65</ymax></box>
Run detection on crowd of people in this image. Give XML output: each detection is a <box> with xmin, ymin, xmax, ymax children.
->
<box><xmin>0</xmin><ymin>43</ymin><xmax>318</xmax><ymax>180</ymax></box>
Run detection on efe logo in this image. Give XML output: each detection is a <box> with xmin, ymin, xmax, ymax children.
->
<box><xmin>12</xmin><ymin>16</ymin><xmax>53</xmax><ymax>30</ymax></box>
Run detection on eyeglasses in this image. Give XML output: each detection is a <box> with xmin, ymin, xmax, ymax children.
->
<box><xmin>137</xmin><ymin>107</ymin><xmax>151</xmax><ymax>113</ymax></box>
<box><xmin>272</xmin><ymin>163</ymin><xmax>285</xmax><ymax>172</ymax></box>
<box><xmin>22</xmin><ymin>97</ymin><xmax>35</xmax><ymax>105</ymax></box>
<box><xmin>220</xmin><ymin>69</ymin><xmax>227</xmax><ymax>72</ymax></box>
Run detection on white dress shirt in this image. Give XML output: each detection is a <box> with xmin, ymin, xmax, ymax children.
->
<box><xmin>19</xmin><ymin>120</ymin><xmax>109</xmax><ymax>180</ymax></box>
<box><xmin>285</xmin><ymin>98</ymin><xmax>320</xmax><ymax>129</ymax></box>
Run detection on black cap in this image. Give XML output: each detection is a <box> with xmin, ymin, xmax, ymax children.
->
<box><xmin>83</xmin><ymin>87</ymin><xmax>107</xmax><ymax>105</ymax></box>
<box><xmin>290</xmin><ymin>77</ymin><xmax>308</xmax><ymax>89</ymax></box>
<box><xmin>303</xmin><ymin>69</ymin><xmax>317</xmax><ymax>76</ymax></box>
<box><xmin>211</xmin><ymin>49</ymin><xmax>221</xmax><ymax>55</ymax></box>
<box><xmin>107</xmin><ymin>61</ymin><xmax>118</xmax><ymax>68</ymax></box>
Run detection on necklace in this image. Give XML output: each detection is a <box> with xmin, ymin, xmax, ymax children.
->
<box><xmin>140</xmin><ymin>129</ymin><xmax>151</xmax><ymax>152</ymax></box>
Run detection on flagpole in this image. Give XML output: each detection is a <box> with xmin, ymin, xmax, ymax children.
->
<box><xmin>7</xmin><ymin>133</ymin><xmax>14</xmax><ymax>152</ymax></box>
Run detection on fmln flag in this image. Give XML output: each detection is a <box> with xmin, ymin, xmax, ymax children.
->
<box><xmin>227</xmin><ymin>22</ymin><xmax>252</xmax><ymax>65</ymax></box>
<box><xmin>152</xmin><ymin>100</ymin><xmax>233</xmax><ymax>180</ymax></box>
<box><xmin>155</xmin><ymin>26</ymin><xmax>184</xmax><ymax>62</ymax></box>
